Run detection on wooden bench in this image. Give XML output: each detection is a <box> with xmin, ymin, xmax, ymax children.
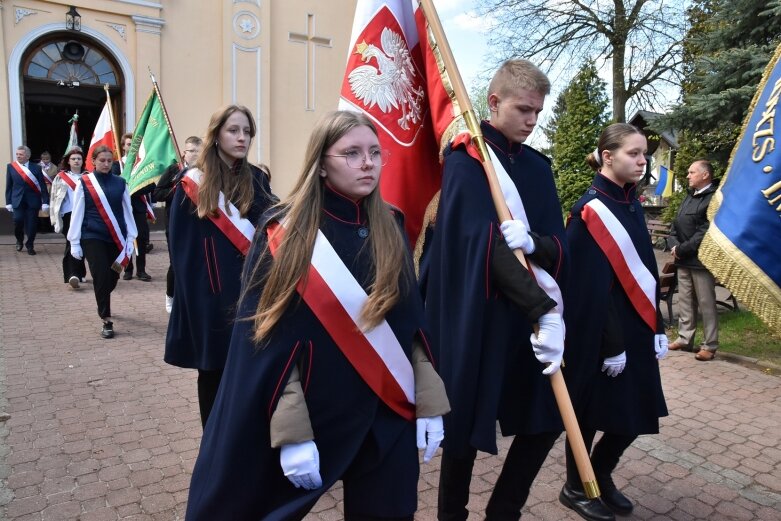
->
<box><xmin>658</xmin><ymin>262</ymin><xmax>739</xmax><ymax>326</ymax></box>
<box><xmin>647</xmin><ymin>219</ymin><xmax>672</xmax><ymax>250</ymax></box>
<box><xmin>659</xmin><ymin>262</ymin><xmax>677</xmax><ymax>325</ymax></box>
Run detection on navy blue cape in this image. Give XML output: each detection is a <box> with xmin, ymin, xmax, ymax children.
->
<box><xmin>186</xmin><ymin>190</ymin><xmax>431</xmax><ymax>520</ymax></box>
<box><xmin>421</xmin><ymin>122</ymin><xmax>568</xmax><ymax>457</ymax></box>
<box><xmin>164</xmin><ymin>166</ymin><xmax>274</xmax><ymax>370</ymax></box>
<box><xmin>563</xmin><ymin>174</ymin><xmax>668</xmax><ymax>435</ymax></box>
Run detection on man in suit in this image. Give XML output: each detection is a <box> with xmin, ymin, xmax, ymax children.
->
<box><xmin>5</xmin><ymin>145</ymin><xmax>49</xmax><ymax>255</ymax></box>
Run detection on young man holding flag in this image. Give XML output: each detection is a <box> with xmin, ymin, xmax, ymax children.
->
<box><xmin>119</xmin><ymin>83</ymin><xmax>180</xmax><ymax>282</ymax></box>
<box><xmin>422</xmin><ymin>60</ymin><xmax>568</xmax><ymax>521</ymax></box>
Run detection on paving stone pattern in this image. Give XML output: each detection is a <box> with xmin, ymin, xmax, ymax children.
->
<box><xmin>0</xmin><ymin>238</ymin><xmax>779</xmax><ymax>520</ymax></box>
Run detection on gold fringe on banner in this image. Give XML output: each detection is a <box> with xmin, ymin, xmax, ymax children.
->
<box><xmin>700</xmin><ymin>226</ymin><xmax>781</xmax><ymax>338</ymax></box>
<box><xmin>413</xmin><ymin>190</ymin><xmax>441</xmax><ymax>277</ymax></box>
<box><xmin>699</xmin><ymin>41</ymin><xmax>781</xmax><ymax>338</ymax></box>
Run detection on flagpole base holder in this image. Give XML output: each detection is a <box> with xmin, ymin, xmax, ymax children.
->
<box><xmin>583</xmin><ymin>480</ymin><xmax>600</xmax><ymax>499</ymax></box>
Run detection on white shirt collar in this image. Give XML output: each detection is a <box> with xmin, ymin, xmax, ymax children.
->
<box><xmin>694</xmin><ymin>183</ymin><xmax>712</xmax><ymax>196</ymax></box>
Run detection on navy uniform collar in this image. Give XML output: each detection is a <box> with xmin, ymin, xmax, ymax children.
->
<box><xmin>481</xmin><ymin>120</ymin><xmax>523</xmax><ymax>157</ymax></box>
<box><xmin>322</xmin><ymin>185</ymin><xmax>365</xmax><ymax>225</ymax></box>
<box><xmin>591</xmin><ymin>172</ymin><xmax>637</xmax><ymax>204</ymax></box>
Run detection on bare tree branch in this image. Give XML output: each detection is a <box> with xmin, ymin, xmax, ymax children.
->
<box><xmin>477</xmin><ymin>0</ymin><xmax>685</xmax><ymax>121</ymax></box>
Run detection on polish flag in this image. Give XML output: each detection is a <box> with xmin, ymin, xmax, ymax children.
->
<box><xmin>85</xmin><ymin>102</ymin><xmax>116</xmax><ymax>172</ymax></box>
<box><xmin>338</xmin><ymin>0</ymin><xmax>460</xmax><ymax>245</ymax></box>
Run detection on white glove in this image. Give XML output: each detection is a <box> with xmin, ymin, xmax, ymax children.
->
<box><xmin>42</xmin><ymin>204</ymin><xmax>49</xmax><ymax>210</ymax></box>
<box><xmin>530</xmin><ymin>312</ymin><xmax>564</xmax><ymax>375</ymax></box>
<box><xmin>124</xmin><ymin>240</ymin><xmax>135</xmax><ymax>258</ymax></box>
<box><xmin>416</xmin><ymin>416</ymin><xmax>445</xmax><ymax>463</ymax></box>
<box><xmin>654</xmin><ymin>334</ymin><xmax>668</xmax><ymax>360</ymax></box>
<box><xmin>5</xmin><ymin>205</ymin><xmax>12</xmax><ymax>212</ymax></box>
<box><xmin>500</xmin><ymin>219</ymin><xmax>536</xmax><ymax>254</ymax></box>
<box><xmin>602</xmin><ymin>351</ymin><xmax>627</xmax><ymax>377</ymax></box>
<box><xmin>280</xmin><ymin>440</ymin><xmax>322</xmax><ymax>490</ymax></box>
<box><xmin>71</xmin><ymin>243</ymin><xmax>83</xmax><ymax>260</ymax></box>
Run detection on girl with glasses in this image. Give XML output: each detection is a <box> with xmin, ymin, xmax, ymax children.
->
<box><xmin>186</xmin><ymin>110</ymin><xmax>449</xmax><ymax>521</ymax></box>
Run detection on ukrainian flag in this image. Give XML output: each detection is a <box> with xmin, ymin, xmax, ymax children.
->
<box><xmin>655</xmin><ymin>165</ymin><xmax>673</xmax><ymax>197</ymax></box>
<box><xmin>699</xmin><ymin>42</ymin><xmax>781</xmax><ymax>336</ymax></box>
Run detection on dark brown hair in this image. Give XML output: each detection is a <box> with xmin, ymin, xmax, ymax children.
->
<box><xmin>586</xmin><ymin>123</ymin><xmax>645</xmax><ymax>171</ymax></box>
<box><xmin>59</xmin><ymin>148</ymin><xmax>84</xmax><ymax>171</ymax></box>
<box><xmin>91</xmin><ymin>145</ymin><xmax>113</xmax><ymax>161</ymax></box>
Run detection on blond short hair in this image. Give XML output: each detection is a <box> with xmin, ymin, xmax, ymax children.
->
<box><xmin>488</xmin><ymin>59</ymin><xmax>551</xmax><ymax>99</ymax></box>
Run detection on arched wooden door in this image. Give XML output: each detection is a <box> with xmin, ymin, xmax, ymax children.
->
<box><xmin>21</xmin><ymin>33</ymin><xmax>123</xmax><ymax>163</ymax></box>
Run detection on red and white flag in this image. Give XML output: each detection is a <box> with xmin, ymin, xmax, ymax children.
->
<box><xmin>339</xmin><ymin>0</ymin><xmax>460</xmax><ymax>245</ymax></box>
<box><xmin>85</xmin><ymin>102</ymin><xmax>116</xmax><ymax>172</ymax></box>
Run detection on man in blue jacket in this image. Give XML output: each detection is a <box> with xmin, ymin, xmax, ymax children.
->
<box><xmin>5</xmin><ymin>146</ymin><xmax>49</xmax><ymax>255</ymax></box>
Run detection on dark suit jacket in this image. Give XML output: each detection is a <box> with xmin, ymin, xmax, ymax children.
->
<box><xmin>6</xmin><ymin>162</ymin><xmax>49</xmax><ymax>209</ymax></box>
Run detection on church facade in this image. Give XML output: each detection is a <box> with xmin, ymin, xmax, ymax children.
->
<box><xmin>0</xmin><ymin>0</ymin><xmax>356</xmax><ymax>197</ymax></box>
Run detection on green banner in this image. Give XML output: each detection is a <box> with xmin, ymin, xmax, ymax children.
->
<box><xmin>122</xmin><ymin>90</ymin><xmax>178</xmax><ymax>194</ymax></box>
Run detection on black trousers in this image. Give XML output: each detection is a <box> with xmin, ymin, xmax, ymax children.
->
<box><xmin>438</xmin><ymin>432</ymin><xmax>559</xmax><ymax>521</ymax></box>
<box><xmin>165</xmin><ymin>227</ymin><xmax>175</xmax><ymax>297</ymax></box>
<box><xmin>565</xmin><ymin>430</ymin><xmax>636</xmax><ymax>491</ymax></box>
<box><xmin>125</xmin><ymin>211</ymin><xmax>149</xmax><ymax>276</ymax></box>
<box><xmin>61</xmin><ymin>213</ymin><xmax>87</xmax><ymax>282</ymax></box>
<box><xmin>82</xmin><ymin>239</ymin><xmax>121</xmax><ymax>319</ymax></box>
<box><xmin>197</xmin><ymin>369</ymin><xmax>223</xmax><ymax>428</ymax></box>
<box><xmin>12</xmin><ymin>203</ymin><xmax>39</xmax><ymax>249</ymax></box>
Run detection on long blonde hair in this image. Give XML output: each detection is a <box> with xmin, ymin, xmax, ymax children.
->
<box><xmin>250</xmin><ymin>111</ymin><xmax>408</xmax><ymax>342</ymax></box>
<box><xmin>195</xmin><ymin>105</ymin><xmax>256</xmax><ymax>218</ymax></box>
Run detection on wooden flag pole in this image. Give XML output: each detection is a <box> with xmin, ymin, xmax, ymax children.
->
<box><xmin>104</xmin><ymin>84</ymin><xmax>122</xmax><ymax>164</ymax></box>
<box><xmin>418</xmin><ymin>0</ymin><xmax>600</xmax><ymax>499</ymax></box>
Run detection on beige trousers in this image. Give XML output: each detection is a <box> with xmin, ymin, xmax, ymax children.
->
<box><xmin>676</xmin><ymin>267</ymin><xmax>719</xmax><ymax>351</ymax></box>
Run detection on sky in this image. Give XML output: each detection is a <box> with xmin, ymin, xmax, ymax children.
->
<box><xmin>432</xmin><ymin>0</ymin><xmax>682</xmax><ymax>148</ymax></box>
<box><xmin>433</xmin><ymin>0</ymin><xmax>492</xmax><ymax>91</ymax></box>
<box><xmin>433</xmin><ymin>0</ymin><xmax>553</xmax><ymax>146</ymax></box>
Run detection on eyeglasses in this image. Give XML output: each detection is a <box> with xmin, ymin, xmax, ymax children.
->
<box><xmin>325</xmin><ymin>149</ymin><xmax>389</xmax><ymax>169</ymax></box>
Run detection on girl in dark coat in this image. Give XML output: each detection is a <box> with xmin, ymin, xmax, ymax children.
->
<box><xmin>186</xmin><ymin>110</ymin><xmax>449</xmax><ymax>521</ymax></box>
<box><xmin>560</xmin><ymin>123</ymin><xmax>669</xmax><ymax>521</ymax></box>
<box><xmin>164</xmin><ymin>105</ymin><xmax>274</xmax><ymax>427</ymax></box>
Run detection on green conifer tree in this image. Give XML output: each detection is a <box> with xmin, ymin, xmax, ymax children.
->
<box><xmin>548</xmin><ymin>62</ymin><xmax>610</xmax><ymax>215</ymax></box>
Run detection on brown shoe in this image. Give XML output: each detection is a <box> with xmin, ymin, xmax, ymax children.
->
<box><xmin>695</xmin><ymin>349</ymin><xmax>715</xmax><ymax>361</ymax></box>
<box><xmin>669</xmin><ymin>339</ymin><xmax>691</xmax><ymax>351</ymax></box>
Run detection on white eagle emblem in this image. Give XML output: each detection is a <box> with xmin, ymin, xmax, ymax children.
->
<box><xmin>348</xmin><ymin>28</ymin><xmax>425</xmax><ymax>131</ymax></box>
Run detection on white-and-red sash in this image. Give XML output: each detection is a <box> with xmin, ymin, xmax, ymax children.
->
<box><xmin>487</xmin><ymin>147</ymin><xmax>564</xmax><ymax>314</ymax></box>
<box><xmin>180</xmin><ymin>169</ymin><xmax>255</xmax><ymax>256</ymax></box>
<box><xmin>140</xmin><ymin>194</ymin><xmax>156</xmax><ymax>223</ymax></box>
<box><xmin>11</xmin><ymin>162</ymin><xmax>41</xmax><ymax>195</ymax></box>
<box><xmin>581</xmin><ymin>198</ymin><xmax>657</xmax><ymax>332</ymax></box>
<box><xmin>267</xmin><ymin>221</ymin><xmax>416</xmax><ymax>421</ymax></box>
<box><xmin>58</xmin><ymin>171</ymin><xmax>78</xmax><ymax>191</ymax></box>
<box><xmin>82</xmin><ymin>174</ymin><xmax>130</xmax><ymax>269</ymax></box>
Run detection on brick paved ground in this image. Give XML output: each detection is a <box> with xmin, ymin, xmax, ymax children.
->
<box><xmin>0</xmin><ymin>235</ymin><xmax>779</xmax><ymax>520</ymax></box>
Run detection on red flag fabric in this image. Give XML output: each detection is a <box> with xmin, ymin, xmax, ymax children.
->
<box><xmin>85</xmin><ymin>102</ymin><xmax>116</xmax><ymax>172</ymax></box>
<box><xmin>339</xmin><ymin>0</ymin><xmax>460</xmax><ymax>245</ymax></box>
